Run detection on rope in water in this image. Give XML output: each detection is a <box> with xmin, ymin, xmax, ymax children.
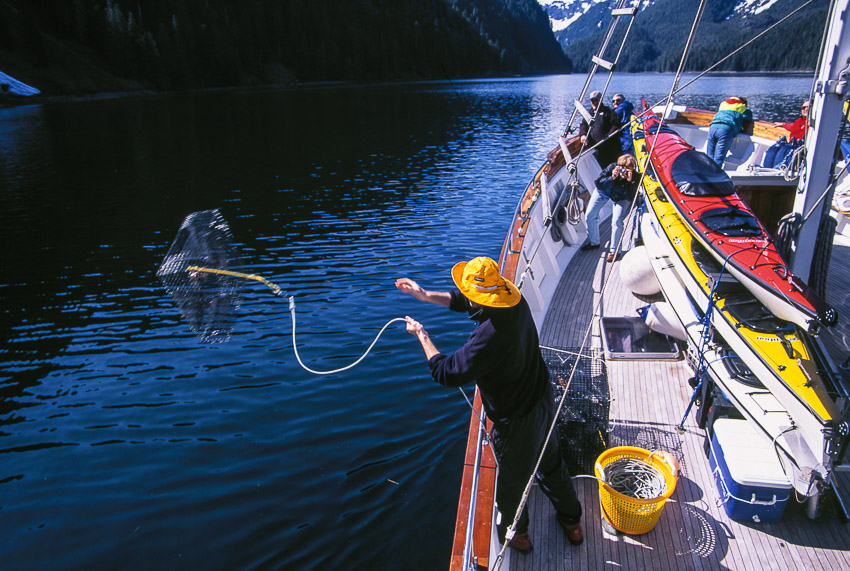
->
<box><xmin>185</xmin><ymin>266</ymin><xmax>406</xmax><ymax>376</ymax></box>
<box><xmin>287</xmin><ymin>296</ymin><xmax>407</xmax><ymax>376</ymax></box>
<box><xmin>601</xmin><ymin>458</ymin><xmax>668</xmax><ymax>499</ymax></box>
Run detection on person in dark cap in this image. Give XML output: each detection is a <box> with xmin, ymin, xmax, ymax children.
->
<box><xmin>397</xmin><ymin>257</ymin><xmax>584</xmax><ymax>553</ymax></box>
<box><xmin>579</xmin><ymin>91</ymin><xmax>620</xmax><ymax>167</ymax></box>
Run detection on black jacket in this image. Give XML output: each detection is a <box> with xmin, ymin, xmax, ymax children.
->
<box><xmin>595</xmin><ymin>162</ymin><xmax>638</xmax><ymax>202</ymax></box>
<box><xmin>580</xmin><ymin>103</ymin><xmax>621</xmax><ymax>166</ymax></box>
<box><xmin>427</xmin><ymin>291</ymin><xmax>548</xmax><ymax>423</ymax></box>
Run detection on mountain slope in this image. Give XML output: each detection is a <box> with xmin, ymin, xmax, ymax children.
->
<box><xmin>540</xmin><ymin>0</ymin><xmax>828</xmax><ymax>72</ymax></box>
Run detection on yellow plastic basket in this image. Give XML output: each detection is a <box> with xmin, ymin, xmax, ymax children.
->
<box><xmin>594</xmin><ymin>446</ymin><xmax>679</xmax><ymax>534</ymax></box>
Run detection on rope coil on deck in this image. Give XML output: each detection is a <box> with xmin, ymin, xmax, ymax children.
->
<box><xmin>601</xmin><ymin>458</ymin><xmax>668</xmax><ymax>499</ymax></box>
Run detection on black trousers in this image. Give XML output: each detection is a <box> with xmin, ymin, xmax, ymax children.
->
<box><xmin>491</xmin><ymin>385</ymin><xmax>582</xmax><ymax>539</ymax></box>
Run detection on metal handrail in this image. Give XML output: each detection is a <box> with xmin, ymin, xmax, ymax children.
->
<box><xmin>461</xmin><ymin>403</ymin><xmax>488</xmax><ymax>570</ymax></box>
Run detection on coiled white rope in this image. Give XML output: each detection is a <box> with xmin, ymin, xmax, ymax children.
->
<box><xmin>601</xmin><ymin>458</ymin><xmax>668</xmax><ymax>499</ymax></box>
<box><xmin>287</xmin><ymin>296</ymin><xmax>406</xmax><ymax>375</ymax></box>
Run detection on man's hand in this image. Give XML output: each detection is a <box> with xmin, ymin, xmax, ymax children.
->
<box><xmin>395</xmin><ymin>278</ymin><xmax>452</xmax><ymax>307</ymax></box>
<box><xmin>405</xmin><ymin>315</ymin><xmax>426</xmax><ymax>338</ymax></box>
<box><xmin>405</xmin><ymin>316</ymin><xmax>439</xmax><ymax>360</ymax></box>
<box><xmin>396</xmin><ymin>278</ymin><xmax>426</xmax><ymax>301</ymax></box>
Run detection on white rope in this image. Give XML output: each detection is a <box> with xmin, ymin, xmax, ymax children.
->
<box><xmin>288</xmin><ymin>296</ymin><xmax>406</xmax><ymax>375</ymax></box>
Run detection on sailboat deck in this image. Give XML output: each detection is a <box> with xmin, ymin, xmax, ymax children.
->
<box><xmin>510</xmin><ymin>237</ymin><xmax>850</xmax><ymax>570</ymax></box>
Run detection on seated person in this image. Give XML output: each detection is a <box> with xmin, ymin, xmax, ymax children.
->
<box><xmin>763</xmin><ymin>100</ymin><xmax>810</xmax><ymax>169</ymax></box>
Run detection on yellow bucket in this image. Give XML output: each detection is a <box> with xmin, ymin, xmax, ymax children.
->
<box><xmin>594</xmin><ymin>446</ymin><xmax>679</xmax><ymax>534</ymax></box>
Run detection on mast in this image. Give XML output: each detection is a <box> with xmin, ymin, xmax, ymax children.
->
<box><xmin>790</xmin><ymin>0</ymin><xmax>850</xmax><ymax>281</ymax></box>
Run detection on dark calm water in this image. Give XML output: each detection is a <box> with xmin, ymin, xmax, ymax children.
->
<box><xmin>0</xmin><ymin>73</ymin><xmax>814</xmax><ymax>569</ymax></box>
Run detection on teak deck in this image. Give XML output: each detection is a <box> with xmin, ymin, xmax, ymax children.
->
<box><xmin>508</xmin><ymin>231</ymin><xmax>850</xmax><ymax>570</ymax></box>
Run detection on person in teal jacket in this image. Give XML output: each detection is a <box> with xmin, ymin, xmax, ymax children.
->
<box><xmin>706</xmin><ymin>96</ymin><xmax>753</xmax><ymax>167</ymax></box>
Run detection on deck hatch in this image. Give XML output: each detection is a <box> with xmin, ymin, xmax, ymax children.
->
<box><xmin>600</xmin><ymin>316</ymin><xmax>681</xmax><ymax>361</ymax></box>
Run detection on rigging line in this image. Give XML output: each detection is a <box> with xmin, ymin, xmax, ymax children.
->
<box><xmin>561</xmin><ymin>0</ymin><xmax>643</xmax><ymax>163</ymax></box>
<box><xmin>619</xmin><ymin>0</ymin><xmax>713</xmax><ymax>431</ymax></box>
<box><xmin>799</xmin><ymin>93</ymin><xmax>850</xmax><ymax>224</ymax></box>
<box><xmin>668</xmin><ymin>0</ymin><xmax>707</xmax><ymax>105</ymax></box>
<box><xmin>600</xmin><ymin>0</ymin><xmax>819</xmax><ymax>149</ymax></box>
<box><xmin>562</xmin><ymin>0</ymin><xmax>638</xmax><ymax>139</ymax></box>
<box><xmin>676</xmin><ymin>245</ymin><xmax>752</xmax><ymax>432</ymax></box>
<box><xmin>803</xmin><ymin>167</ymin><xmax>850</xmax><ymax>224</ymax></box>
<box><xmin>666</xmin><ymin>0</ymin><xmax>818</xmax><ymax>101</ymax></box>
<box><xmin>457</xmin><ymin>387</ymin><xmax>500</xmax><ymax>470</ymax></box>
<box><xmin>594</xmin><ymin>0</ymin><xmax>644</xmax><ymax>115</ymax></box>
<box><xmin>809</xmin><ymin>0</ymin><xmax>838</xmax><ymax>111</ymax></box>
<box><xmin>604</xmin><ymin>0</ymin><xmax>706</xmax><ymax>266</ymax></box>
<box><xmin>539</xmin><ymin>345</ymin><xmax>606</xmax><ymax>363</ymax></box>
<box><xmin>563</xmin><ymin>0</ymin><xmax>818</xmax><ymax>176</ymax></box>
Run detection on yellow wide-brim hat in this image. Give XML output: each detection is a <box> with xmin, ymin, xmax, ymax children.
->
<box><xmin>451</xmin><ymin>256</ymin><xmax>521</xmax><ymax>308</ymax></box>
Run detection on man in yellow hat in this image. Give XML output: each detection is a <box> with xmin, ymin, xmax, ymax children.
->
<box><xmin>396</xmin><ymin>256</ymin><xmax>583</xmax><ymax>552</ymax></box>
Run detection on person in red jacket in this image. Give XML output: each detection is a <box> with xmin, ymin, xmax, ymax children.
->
<box><xmin>397</xmin><ymin>257</ymin><xmax>584</xmax><ymax>553</ymax></box>
<box><xmin>773</xmin><ymin>99</ymin><xmax>810</xmax><ymax>141</ymax></box>
<box><xmin>764</xmin><ymin>100</ymin><xmax>810</xmax><ymax>168</ymax></box>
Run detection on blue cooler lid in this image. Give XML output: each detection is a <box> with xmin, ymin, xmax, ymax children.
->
<box><xmin>713</xmin><ymin>419</ymin><xmax>792</xmax><ymax>489</ymax></box>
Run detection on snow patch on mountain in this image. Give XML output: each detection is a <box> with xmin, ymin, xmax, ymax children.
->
<box><xmin>538</xmin><ymin>0</ymin><xmax>608</xmax><ymax>32</ymax></box>
<box><xmin>732</xmin><ymin>0</ymin><xmax>781</xmax><ymax>18</ymax></box>
<box><xmin>538</xmin><ymin>0</ymin><xmax>655</xmax><ymax>33</ymax></box>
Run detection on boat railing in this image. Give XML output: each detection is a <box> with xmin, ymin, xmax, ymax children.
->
<box><xmin>460</xmin><ymin>403</ymin><xmax>488</xmax><ymax>571</ymax></box>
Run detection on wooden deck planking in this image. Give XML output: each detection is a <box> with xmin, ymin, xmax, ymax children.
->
<box><xmin>510</xmin><ymin>233</ymin><xmax>850</xmax><ymax>571</ymax></box>
<box><xmin>820</xmin><ymin>239</ymin><xmax>850</xmax><ymax>389</ymax></box>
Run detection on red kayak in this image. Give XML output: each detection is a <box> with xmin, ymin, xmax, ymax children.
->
<box><xmin>634</xmin><ymin>108</ymin><xmax>837</xmax><ymax>334</ymax></box>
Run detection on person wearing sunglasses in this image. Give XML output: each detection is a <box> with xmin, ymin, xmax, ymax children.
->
<box><xmin>764</xmin><ymin>100</ymin><xmax>810</xmax><ymax>169</ymax></box>
<box><xmin>772</xmin><ymin>100</ymin><xmax>810</xmax><ymax>141</ymax></box>
<box><xmin>611</xmin><ymin>93</ymin><xmax>635</xmax><ymax>155</ymax></box>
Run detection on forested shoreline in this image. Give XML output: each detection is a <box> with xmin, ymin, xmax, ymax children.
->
<box><xmin>0</xmin><ymin>0</ymin><xmax>568</xmax><ymax>96</ymax></box>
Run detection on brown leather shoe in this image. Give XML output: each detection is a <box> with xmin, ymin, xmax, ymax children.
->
<box><xmin>606</xmin><ymin>253</ymin><xmax>616</xmax><ymax>263</ymax></box>
<box><xmin>559</xmin><ymin>520</ymin><xmax>584</xmax><ymax>545</ymax></box>
<box><xmin>507</xmin><ymin>532</ymin><xmax>533</xmax><ymax>553</ymax></box>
